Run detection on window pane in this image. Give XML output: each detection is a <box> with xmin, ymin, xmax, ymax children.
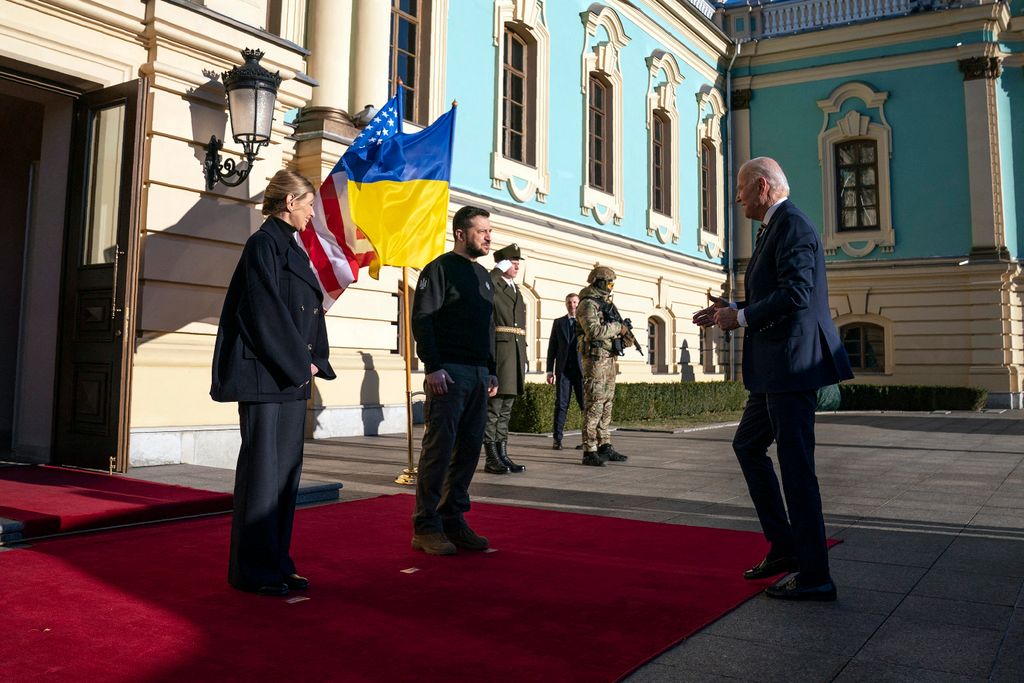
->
<box><xmin>860</xmin><ymin>208</ymin><xmax>877</xmax><ymax>226</ymax></box>
<box><xmin>397</xmin><ymin>19</ymin><xmax>416</xmax><ymax>50</ymax></box>
<box><xmin>396</xmin><ymin>53</ymin><xmax>415</xmax><ymax>85</ymax></box>
<box><xmin>842</xmin><ymin>210</ymin><xmax>858</xmax><ymax>228</ymax></box>
<box><xmin>838</xmin><ymin>144</ymin><xmax>856</xmax><ymax>165</ymax></box>
<box><xmin>398</xmin><ymin>0</ymin><xmax>418</xmax><ymax>16</ymax></box>
<box><xmin>508</xmin><ymin>103</ymin><xmax>523</xmax><ymax>131</ymax></box>
<box><xmin>509</xmin><ymin>74</ymin><xmax>524</xmax><ymax>104</ymax></box>
<box><xmin>860</xmin><ymin>143</ymin><xmax>875</xmax><ymax>163</ymax></box>
<box><xmin>860</xmin><ymin>167</ymin><xmax>876</xmax><ymax>186</ymax></box>
<box><xmin>83</xmin><ymin>104</ymin><xmax>125</xmax><ymax>266</ymax></box>
<box><xmin>840</xmin><ymin>169</ymin><xmax>856</xmax><ymax>188</ymax></box>
<box><xmin>842</xmin><ymin>189</ymin><xmax>857</xmax><ymax>207</ymax></box>
<box><xmin>862</xmin><ymin>188</ymin><xmax>877</xmax><ymax>207</ymax></box>
<box><xmin>864</xmin><ymin>326</ymin><xmax>884</xmax><ymax>369</ymax></box>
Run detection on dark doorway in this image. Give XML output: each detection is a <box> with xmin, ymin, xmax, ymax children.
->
<box><xmin>0</xmin><ymin>95</ymin><xmax>43</xmax><ymax>452</ymax></box>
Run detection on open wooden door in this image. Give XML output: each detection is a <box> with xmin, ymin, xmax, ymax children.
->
<box><xmin>53</xmin><ymin>79</ymin><xmax>147</xmax><ymax>472</ymax></box>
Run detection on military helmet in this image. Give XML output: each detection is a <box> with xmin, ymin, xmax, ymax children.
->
<box><xmin>587</xmin><ymin>265</ymin><xmax>616</xmax><ymax>284</ymax></box>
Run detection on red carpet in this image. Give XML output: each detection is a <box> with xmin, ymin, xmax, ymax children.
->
<box><xmin>1</xmin><ymin>495</ymin><xmax>793</xmax><ymax>682</ymax></box>
<box><xmin>0</xmin><ymin>465</ymin><xmax>232</xmax><ymax>537</ymax></box>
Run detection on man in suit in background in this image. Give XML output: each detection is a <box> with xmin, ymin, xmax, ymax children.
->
<box><xmin>693</xmin><ymin>156</ymin><xmax>853</xmax><ymax>601</ymax></box>
<box><xmin>483</xmin><ymin>244</ymin><xmax>528</xmax><ymax>474</ymax></box>
<box><xmin>546</xmin><ymin>293</ymin><xmax>584</xmax><ymax>450</ymax></box>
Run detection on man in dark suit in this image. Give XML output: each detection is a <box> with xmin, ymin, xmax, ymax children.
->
<box><xmin>694</xmin><ymin>156</ymin><xmax>853</xmax><ymax>602</ymax></box>
<box><xmin>546</xmin><ymin>293</ymin><xmax>584</xmax><ymax>450</ymax></box>
<box><xmin>483</xmin><ymin>243</ymin><xmax>527</xmax><ymax>474</ymax></box>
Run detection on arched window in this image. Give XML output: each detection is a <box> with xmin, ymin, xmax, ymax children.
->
<box><xmin>840</xmin><ymin>323</ymin><xmax>884</xmax><ymax>372</ymax></box>
<box><xmin>651</xmin><ymin>110</ymin><xmax>671</xmax><ymax>216</ymax></box>
<box><xmin>647</xmin><ymin>316</ymin><xmax>667</xmax><ymax>374</ymax></box>
<box><xmin>389</xmin><ymin>0</ymin><xmax>432</xmax><ymax>126</ymax></box>
<box><xmin>588</xmin><ymin>73</ymin><xmax>613</xmax><ymax>194</ymax></box>
<box><xmin>835</xmin><ymin>139</ymin><xmax>879</xmax><ymax>232</ymax></box>
<box><xmin>502</xmin><ymin>26</ymin><xmax>535</xmax><ymax>165</ymax></box>
<box><xmin>700</xmin><ymin>138</ymin><xmax>717</xmax><ymax>235</ymax></box>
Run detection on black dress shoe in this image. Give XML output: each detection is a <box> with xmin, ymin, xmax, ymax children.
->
<box><xmin>249</xmin><ymin>583</ymin><xmax>289</xmax><ymax>596</ymax></box>
<box><xmin>552</xmin><ymin>440</ymin><xmax>563</xmax><ymax>450</ymax></box>
<box><xmin>765</xmin><ymin>576</ymin><xmax>837</xmax><ymax>602</ymax></box>
<box><xmin>744</xmin><ymin>554</ymin><xmax>798</xmax><ymax>580</ymax></box>
<box><xmin>285</xmin><ymin>573</ymin><xmax>310</xmax><ymax>590</ymax></box>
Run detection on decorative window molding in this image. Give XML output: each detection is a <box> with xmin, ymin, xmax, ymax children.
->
<box><xmin>646</xmin><ymin>50</ymin><xmax>683</xmax><ymax>245</ymax></box>
<box><xmin>580</xmin><ymin>4</ymin><xmax>629</xmax><ymax>226</ymax></box>
<box><xmin>490</xmin><ymin>0</ymin><xmax>550</xmax><ymax>203</ymax></box>
<box><xmin>817</xmin><ymin>81</ymin><xmax>895</xmax><ymax>258</ymax></box>
<box><xmin>836</xmin><ymin>315</ymin><xmax>893</xmax><ymax>374</ymax></box>
<box><xmin>695</xmin><ymin>85</ymin><xmax>725</xmax><ymax>258</ymax></box>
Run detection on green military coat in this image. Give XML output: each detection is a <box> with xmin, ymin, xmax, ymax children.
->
<box><xmin>490</xmin><ymin>268</ymin><xmax>527</xmax><ymax>396</ymax></box>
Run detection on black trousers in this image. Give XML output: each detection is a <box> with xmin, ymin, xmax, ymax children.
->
<box><xmin>414</xmin><ymin>364</ymin><xmax>489</xmax><ymax>534</ymax></box>
<box><xmin>552</xmin><ymin>370</ymin><xmax>584</xmax><ymax>442</ymax></box>
<box><xmin>229</xmin><ymin>399</ymin><xmax>306</xmax><ymax>589</ymax></box>
<box><xmin>732</xmin><ymin>390</ymin><xmax>830</xmax><ymax>584</ymax></box>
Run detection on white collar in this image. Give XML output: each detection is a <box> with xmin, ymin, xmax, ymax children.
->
<box><xmin>762</xmin><ymin>198</ymin><xmax>787</xmax><ymax>226</ymax></box>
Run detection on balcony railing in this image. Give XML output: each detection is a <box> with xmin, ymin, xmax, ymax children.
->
<box><xmin>760</xmin><ymin>0</ymin><xmax>914</xmax><ymax>36</ymax></box>
<box><xmin>688</xmin><ymin>0</ymin><xmax>718</xmax><ymax>19</ymax></box>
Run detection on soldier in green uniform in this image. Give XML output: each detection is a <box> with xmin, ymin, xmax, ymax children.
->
<box><xmin>576</xmin><ymin>265</ymin><xmax>633</xmax><ymax>466</ymax></box>
<box><xmin>482</xmin><ymin>244</ymin><xmax>527</xmax><ymax>474</ymax></box>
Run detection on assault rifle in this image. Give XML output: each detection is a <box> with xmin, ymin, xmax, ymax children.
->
<box><xmin>601</xmin><ymin>300</ymin><xmax>644</xmax><ymax>357</ymax></box>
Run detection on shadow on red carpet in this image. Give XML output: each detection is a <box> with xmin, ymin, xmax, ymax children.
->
<box><xmin>0</xmin><ymin>465</ymin><xmax>232</xmax><ymax>537</ymax></box>
<box><xmin>1</xmin><ymin>494</ymin><xmax>792</xmax><ymax>682</ymax></box>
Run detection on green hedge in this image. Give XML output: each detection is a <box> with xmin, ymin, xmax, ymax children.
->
<box><xmin>838</xmin><ymin>384</ymin><xmax>988</xmax><ymax>411</ymax></box>
<box><xmin>508</xmin><ymin>381</ymin><xmax>747</xmax><ymax>433</ymax></box>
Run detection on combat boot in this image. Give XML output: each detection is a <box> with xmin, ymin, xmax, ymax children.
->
<box><xmin>581</xmin><ymin>450</ymin><xmax>606</xmax><ymax>467</ymax></box>
<box><xmin>483</xmin><ymin>442</ymin><xmax>509</xmax><ymax>474</ymax></box>
<box><xmin>598</xmin><ymin>443</ymin><xmax>628</xmax><ymax>462</ymax></box>
<box><xmin>498</xmin><ymin>440</ymin><xmax>525</xmax><ymax>473</ymax></box>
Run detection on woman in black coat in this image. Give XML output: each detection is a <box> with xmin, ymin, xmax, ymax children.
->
<box><xmin>211</xmin><ymin>169</ymin><xmax>335</xmax><ymax>596</ymax></box>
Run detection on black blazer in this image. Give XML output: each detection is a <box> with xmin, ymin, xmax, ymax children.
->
<box><xmin>211</xmin><ymin>216</ymin><xmax>336</xmax><ymax>403</ymax></box>
<box><xmin>546</xmin><ymin>315</ymin><xmax>582</xmax><ymax>377</ymax></box>
<box><xmin>739</xmin><ymin>200</ymin><xmax>853</xmax><ymax>393</ymax></box>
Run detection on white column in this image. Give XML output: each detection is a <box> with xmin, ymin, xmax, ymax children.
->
<box><xmin>960</xmin><ymin>57</ymin><xmax>1007</xmax><ymax>259</ymax></box>
<box><xmin>306</xmin><ymin>0</ymin><xmax>352</xmax><ymax>113</ymax></box>
<box><xmin>731</xmin><ymin>89</ymin><xmax>753</xmax><ymax>260</ymax></box>
<box><xmin>350</xmin><ymin>0</ymin><xmax>392</xmax><ymax>115</ymax></box>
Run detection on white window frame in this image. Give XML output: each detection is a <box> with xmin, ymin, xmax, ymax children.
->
<box><xmin>580</xmin><ymin>5</ymin><xmax>629</xmax><ymax>226</ymax></box>
<box><xmin>646</xmin><ymin>50</ymin><xmax>683</xmax><ymax>245</ymax></box>
<box><xmin>490</xmin><ymin>0</ymin><xmax>550</xmax><ymax>203</ymax></box>
<box><xmin>817</xmin><ymin>81</ymin><xmax>895</xmax><ymax>258</ymax></box>
<box><xmin>696</xmin><ymin>85</ymin><xmax>726</xmax><ymax>258</ymax></box>
<box><xmin>835</xmin><ymin>313</ymin><xmax>894</xmax><ymax>375</ymax></box>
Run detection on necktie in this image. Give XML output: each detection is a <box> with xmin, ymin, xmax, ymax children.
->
<box><xmin>755</xmin><ymin>223</ymin><xmax>768</xmax><ymax>242</ymax></box>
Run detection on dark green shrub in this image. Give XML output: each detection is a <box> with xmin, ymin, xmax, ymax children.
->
<box><xmin>509</xmin><ymin>381</ymin><xmax>747</xmax><ymax>433</ymax></box>
<box><xmin>838</xmin><ymin>384</ymin><xmax>987</xmax><ymax>411</ymax></box>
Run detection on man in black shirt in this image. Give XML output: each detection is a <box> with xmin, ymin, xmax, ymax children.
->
<box><xmin>410</xmin><ymin>205</ymin><xmax>499</xmax><ymax>555</ymax></box>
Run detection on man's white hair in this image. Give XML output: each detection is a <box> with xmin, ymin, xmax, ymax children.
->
<box><xmin>742</xmin><ymin>157</ymin><xmax>790</xmax><ymax>199</ymax></box>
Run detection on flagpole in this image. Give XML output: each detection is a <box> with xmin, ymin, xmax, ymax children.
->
<box><xmin>395</xmin><ymin>266</ymin><xmax>417</xmax><ymax>485</ymax></box>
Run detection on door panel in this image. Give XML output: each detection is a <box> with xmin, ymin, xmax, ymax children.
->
<box><xmin>54</xmin><ymin>79</ymin><xmax>147</xmax><ymax>472</ymax></box>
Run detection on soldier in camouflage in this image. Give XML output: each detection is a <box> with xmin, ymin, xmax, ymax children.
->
<box><xmin>576</xmin><ymin>265</ymin><xmax>632</xmax><ymax>466</ymax></box>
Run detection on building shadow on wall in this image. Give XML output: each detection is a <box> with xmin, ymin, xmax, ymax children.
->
<box><xmin>359</xmin><ymin>352</ymin><xmax>384</xmax><ymax>436</ymax></box>
<box><xmin>679</xmin><ymin>340</ymin><xmax>695</xmax><ymax>382</ymax></box>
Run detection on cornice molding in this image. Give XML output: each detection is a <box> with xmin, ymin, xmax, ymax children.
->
<box><xmin>958</xmin><ymin>56</ymin><xmax>1003</xmax><ymax>80</ymax></box>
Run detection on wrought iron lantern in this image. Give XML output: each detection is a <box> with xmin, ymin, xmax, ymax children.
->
<box><xmin>204</xmin><ymin>48</ymin><xmax>282</xmax><ymax>190</ymax></box>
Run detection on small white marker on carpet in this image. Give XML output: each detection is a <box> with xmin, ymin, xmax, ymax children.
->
<box><xmin>401</xmin><ymin>567</ymin><xmax>420</xmax><ymax>574</ymax></box>
<box><xmin>484</xmin><ymin>548</ymin><xmax>498</xmax><ymax>553</ymax></box>
<box><xmin>286</xmin><ymin>596</ymin><xmax>310</xmax><ymax>604</ymax></box>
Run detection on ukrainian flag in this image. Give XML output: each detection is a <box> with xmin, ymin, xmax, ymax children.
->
<box><xmin>342</xmin><ymin>96</ymin><xmax>456</xmax><ymax>278</ymax></box>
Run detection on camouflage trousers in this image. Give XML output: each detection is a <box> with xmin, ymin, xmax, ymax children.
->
<box><xmin>582</xmin><ymin>355</ymin><xmax>616</xmax><ymax>452</ymax></box>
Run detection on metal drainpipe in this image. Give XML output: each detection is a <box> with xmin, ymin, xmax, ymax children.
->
<box><xmin>725</xmin><ymin>40</ymin><xmax>742</xmax><ymax>381</ymax></box>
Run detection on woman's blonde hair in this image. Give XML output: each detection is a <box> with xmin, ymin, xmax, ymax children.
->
<box><xmin>261</xmin><ymin>169</ymin><xmax>315</xmax><ymax>216</ymax></box>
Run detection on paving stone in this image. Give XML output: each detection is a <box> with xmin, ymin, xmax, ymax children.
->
<box><xmin>828</xmin><ymin>527</ymin><xmax>952</xmax><ymax>567</ymax></box>
<box><xmin>829</xmin><ymin>558</ymin><xmax>928</xmax><ymax>593</ymax></box>
<box><xmin>932</xmin><ymin>536</ymin><xmax>1024</xmax><ymax>577</ymax></box>
<box><xmin>912</xmin><ymin>569</ymin><xmax>1023</xmax><ymax>606</ymax></box>
<box><xmin>649</xmin><ymin>633</ymin><xmax>847</xmax><ymax>683</ymax></box>
<box><xmin>857</xmin><ymin>617</ymin><xmax>1004</xmax><ymax>677</ymax></box>
<box><xmin>623</xmin><ymin>662</ymin><xmax>743</xmax><ymax>683</ymax></box>
<box><xmin>889</xmin><ymin>594</ymin><xmax>1014</xmax><ymax>631</ymax></box>
<box><xmin>703</xmin><ymin>594</ymin><xmax>886</xmax><ymax>655</ymax></box>
<box><xmin>833</xmin><ymin>658</ymin><xmax>987</xmax><ymax>682</ymax></box>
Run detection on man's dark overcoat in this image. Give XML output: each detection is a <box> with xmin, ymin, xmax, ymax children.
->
<box><xmin>211</xmin><ymin>216</ymin><xmax>336</xmax><ymax>402</ymax></box>
<box><xmin>489</xmin><ymin>267</ymin><xmax>526</xmax><ymax>397</ymax></box>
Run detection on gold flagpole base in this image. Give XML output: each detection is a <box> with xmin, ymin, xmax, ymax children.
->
<box><xmin>394</xmin><ymin>467</ymin><xmax>418</xmax><ymax>486</ymax></box>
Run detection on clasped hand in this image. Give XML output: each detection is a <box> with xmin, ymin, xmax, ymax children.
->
<box><xmin>692</xmin><ymin>294</ymin><xmax>740</xmax><ymax>331</ymax></box>
<box><xmin>426</xmin><ymin>369</ymin><xmax>499</xmax><ymax>397</ymax></box>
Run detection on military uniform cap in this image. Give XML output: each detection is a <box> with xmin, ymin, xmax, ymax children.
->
<box><xmin>587</xmin><ymin>265</ymin><xmax>616</xmax><ymax>283</ymax></box>
<box><xmin>493</xmin><ymin>243</ymin><xmax>523</xmax><ymax>261</ymax></box>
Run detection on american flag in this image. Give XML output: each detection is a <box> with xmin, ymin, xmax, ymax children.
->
<box><xmin>298</xmin><ymin>95</ymin><xmax>403</xmax><ymax>309</ymax></box>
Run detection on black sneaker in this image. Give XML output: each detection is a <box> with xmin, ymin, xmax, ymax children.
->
<box><xmin>446</xmin><ymin>526</ymin><xmax>489</xmax><ymax>551</ymax></box>
<box><xmin>598</xmin><ymin>444</ymin><xmax>628</xmax><ymax>462</ymax></box>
